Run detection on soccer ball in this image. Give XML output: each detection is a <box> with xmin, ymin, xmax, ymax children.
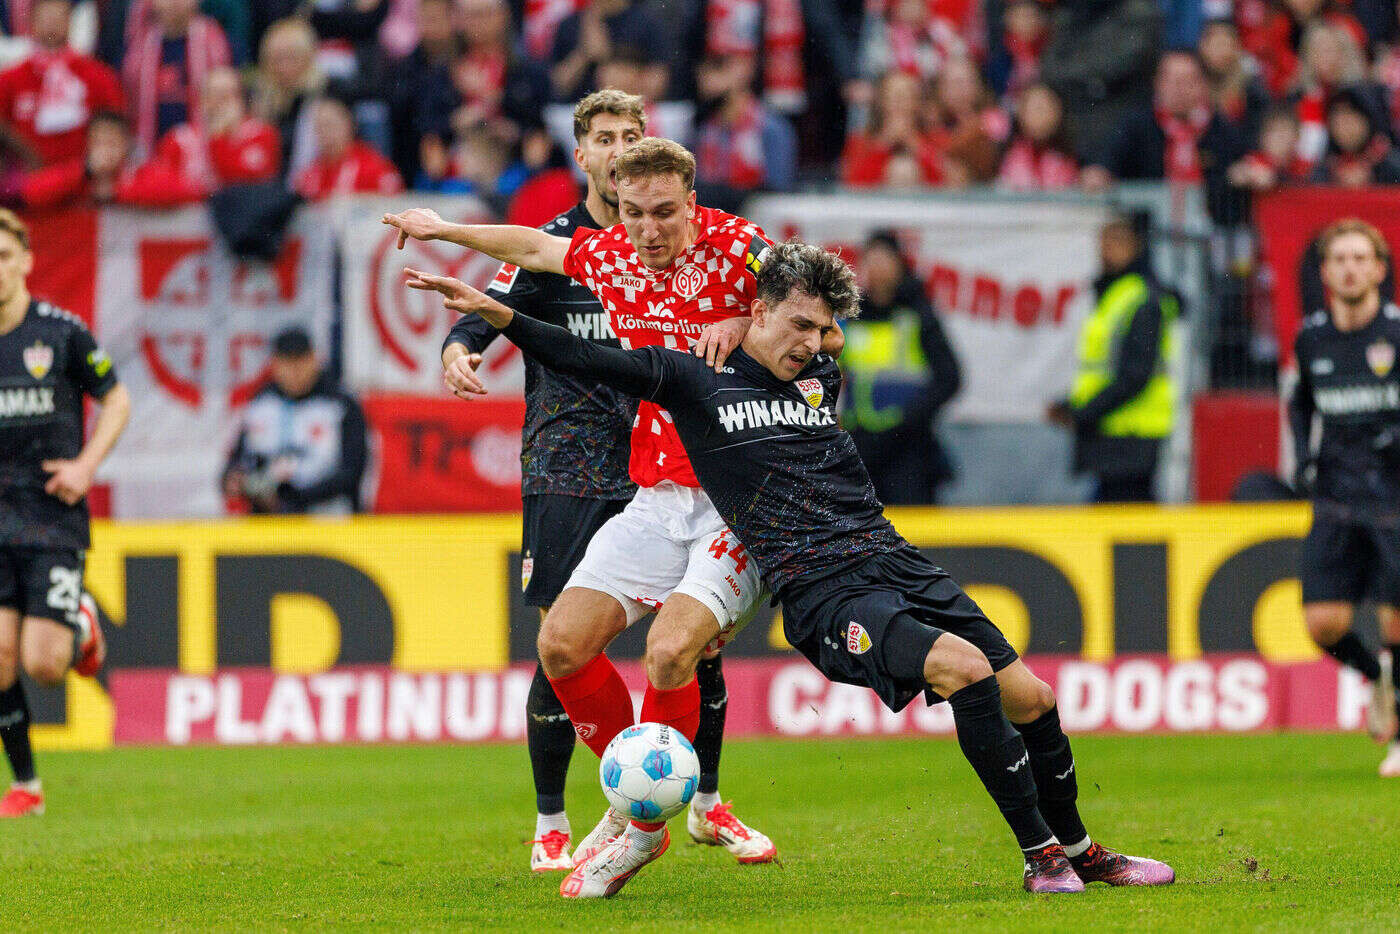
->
<box><xmin>599</xmin><ymin>722</ymin><xmax>700</xmax><ymax>821</ymax></box>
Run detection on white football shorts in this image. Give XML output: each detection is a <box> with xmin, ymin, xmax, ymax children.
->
<box><xmin>564</xmin><ymin>481</ymin><xmax>765</xmax><ymax>646</ymax></box>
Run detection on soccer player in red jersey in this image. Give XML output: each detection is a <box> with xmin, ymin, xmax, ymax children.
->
<box><xmin>385</xmin><ymin>138</ymin><xmax>840</xmax><ymax>873</ymax></box>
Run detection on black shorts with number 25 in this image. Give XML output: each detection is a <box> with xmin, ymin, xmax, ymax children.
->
<box><xmin>521</xmin><ymin>494</ymin><xmax>629</xmax><ymax>608</ymax></box>
<box><xmin>780</xmin><ymin>545</ymin><xmax>1019</xmax><ymax>712</ymax></box>
<box><xmin>0</xmin><ymin>546</ymin><xmax>85</xmax><ymax>629</ymax></box>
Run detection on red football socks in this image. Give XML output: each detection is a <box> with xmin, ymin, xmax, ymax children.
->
<box><xmin>547</xmin><ymin>654</ymin><xmax>635</xmax><ymax>757</ymax></box>
<box><xmin>640</xmin><ymin>676</ymin><xmax>701</xmax><ymax>743</ymax></box>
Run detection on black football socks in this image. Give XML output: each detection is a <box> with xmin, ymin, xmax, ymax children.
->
<box><xmin>947</xmin><ymin>676</ymin><xmax>1055</xmax><ymax>852</ymax></box>
<box><xmin>693</xmin><ymin>654</ymin><xmax>727</xmax><ymax>796</ymax></box>
<box><xmin>525</xmin><ymin>662</ymin><xmax>575</xmax><ymax>816</ymax></box>
<box><xmin>1324</xmin><ymin>631</ymin><xmax>1381</xmax><ymax>681</ymax></box>
<box><xmin>0</xmin><ymin>679</ymin><xmax>35</xmax><ymax>783</ymax></box>
<box><xmin>1014</xmin><ymin>706</ymin><xmax>1089</xmax><ymax>852</ymax></box>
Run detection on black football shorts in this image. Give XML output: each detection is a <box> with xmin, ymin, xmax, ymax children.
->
<box><xmin>0</xmin><ymin>546</ymin><xmax>85</xmax><ymax>629</ymax></box>
<box><xmin>521</xmin><ymin>494</ymin><xmax>629</xmax><ymax>608</ymax></box>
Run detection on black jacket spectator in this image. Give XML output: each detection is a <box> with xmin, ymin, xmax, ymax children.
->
<box><xmin>550</xmin><ymin>0</ymin><xmax>667</xmax><ymax>101</ymax></box>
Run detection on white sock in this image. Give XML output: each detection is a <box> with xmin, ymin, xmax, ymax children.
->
<box><xmin>691</xmin><ymin>790</ymin><xmax>720</xmax><ymax>815</ymax></box>
<box><xmin>1062</xmin><ymin>835</ymin><xmax>1092</xmax><ymax>858</ymax></box>
<box><xmin>536</xmin><ymin>811</ymin><xmax>569</xmax><ymax>837</ymax></box>
<box><xmin>625</xmin><ymin>822</ymin><xmax>666</xmax><ymax>847</ymax></box>
<box><xmin>13</xmin><ymin>779</ymin><xmax>40</xmax><ymax>794</ymax></box>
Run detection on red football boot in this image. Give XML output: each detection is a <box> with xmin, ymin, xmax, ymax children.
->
<box><xmin>0</xmin><ymin>786</ymin><xmax>45</xmax><ymax>817</ymax></box>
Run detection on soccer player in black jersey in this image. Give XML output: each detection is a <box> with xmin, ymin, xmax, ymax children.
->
<box><xmin>438</xmin><ymin>91</ymin><xmax>757</xmax><ymax>870</ymax></box>
<box><xmin>1289</xmin><ymin>218</ymin><xmax>1400</xmax><ymax>776</ymax></box>
<box><xmin>405</xmin><ymin>241</ymin><xmax>1175</xmax><ymax>898</ymax></box>
<box><xmin>0</xmin><ymin>209</ymin><xmax>129</xmax><ymax>817</ymax></box>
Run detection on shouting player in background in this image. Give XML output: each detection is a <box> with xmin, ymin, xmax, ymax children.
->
<box><xmin>1289</xmin><ymin>218</ymin><xmax>1400</xmax><ymax>776</ymax></box>
<box><xmin>420</xmin><ymin>116</ymin><xmax>774</xmax><ymax>867</ymax></box>
<box><xmin>0</xmin><ymin>208</ymin><xmax>129</xmax><ymax>816</ymax></box>
<box><xmin>406</xmin><ymin>240</ymin><xmax>1176</xmax><ymax>897</ymax></box>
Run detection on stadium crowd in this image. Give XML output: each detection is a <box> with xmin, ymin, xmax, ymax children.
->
<box><xmin>0</xmin><ymin>0</ymin><xmax>1397</xmax><ymax>215</ymax></box>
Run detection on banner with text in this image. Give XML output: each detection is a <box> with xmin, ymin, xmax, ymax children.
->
<box><xmin>747</xmin><ymin>194</ymin><xmax>1109</xmax><ymax>422</ymax></box>
<box><xmin>92</xmin><ymin>206</ymin><xmax>336</xmax><ymax>517</ymax></box>
<box><xmin>26</xmin><ymin>503</ymin><xmax>1357</xmax><ymax>750</ymax></box>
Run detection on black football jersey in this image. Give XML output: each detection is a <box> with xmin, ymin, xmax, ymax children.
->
<box><xmin>442</xmin><ymin>204</ymin><xmax>636</xmax><ymax>500</ymax></box>
<box><xmin>0</xmin><ymin>300</ymin><xmax>118</xmax><ymax>548</ymax></box>
<box><xmin>498</xmin><ymin>312</ymin><xmax>909</xmax><ymax>596</ymax></box>
<box><xmin>1290</xmin><ymin>302</ymin><xmax>1400</xmax><ymax>508</ymax></box>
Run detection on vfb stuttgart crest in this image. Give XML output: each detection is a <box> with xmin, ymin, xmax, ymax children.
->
<box><xmin>796</xmin><ymin>378</ymin><xmax>824</xmax><ymax>408</ymax></box>
<box><xmin>673</xmin><ymin>264</ymin><xmax>705</xmax><ymax>301</ymax></box>
<box><xmin>846</xmin><ymin>621</ymin><xmax>872</xmax><ymax>655</ymax></box>
<box><xmin>1368</xmin><ymin>340</ymin><xmax>1395</xmax><ymax>377</ymax></box>
<box><xmin>22</xmin><ymin>341</ymin><xmax>52</xmax><ymax>379</ymax></box>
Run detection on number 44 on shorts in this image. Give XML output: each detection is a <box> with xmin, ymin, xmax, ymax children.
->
<box><xmin>708</xmin><ymin>532</ymin><xmax>749</xmax><ymax>575</ymax></box>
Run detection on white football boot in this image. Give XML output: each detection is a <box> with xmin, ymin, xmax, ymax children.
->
<box><xmin>571</xmin><ymin>807</ymin><xmax>628</xmax><ymax>867</ymax></box>
<box><xmin>1380</xmin><ymin>743</ymin><xmax>1400</xmax><ymax>777</ymax></box>
<box><xmin>560</xmin><ymin>825</ymin><xmax>670</xmax><ymax>898</ymax></box>
<box><xmin>686</xmin><ymin>801</ymin><xmax>777</xmax><ymax>863</ymax></box>
<box><xmin>529</xmin><ymin>829</ymin><xmax>573</xmax><ymax>872</ymax></box>
<box><xmin>1367</xmin><ymin>652</ymin><xmax>1398</xmax><ymax>743</ymax></box>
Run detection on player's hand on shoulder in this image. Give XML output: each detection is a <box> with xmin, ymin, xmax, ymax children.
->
<box><xmin>443</xmin><ymin>352</ymin><xmax>487</xmax><ymax>399</ymax></box>
<box><xmin>42</xmin><ymin>458</ymin><xmax>95</xmax><ymax>506</ymax></box>
<box><xmin>382</xmin><ymin>208</ymin><xmax>445</xmax><ymax>249</ymax></box>
<box><xmin>694</xmin><ymin>316</ymin><xmax>751</xmax><ymax>372</ymax></box>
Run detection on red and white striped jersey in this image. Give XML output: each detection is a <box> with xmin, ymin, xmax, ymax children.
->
<box><xmin>562</xmin><ymin>206</ymin><xmax>773</xmax><ymax>488</ymax></box>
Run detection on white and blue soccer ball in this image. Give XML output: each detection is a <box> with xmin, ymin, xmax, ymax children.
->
<box><xmin>599</xmin><ymin>722</ymin><xmax>700</xmax><ymax>821</ymax></box>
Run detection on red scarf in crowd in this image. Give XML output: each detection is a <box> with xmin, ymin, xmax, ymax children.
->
<box><xmin>5</xmin><ymin>0</ymin><xmax>31</xmax><ymax>36</ymax></box>
<box><xmin>122</xmin><ymin>16</ymin><xmax>230</xmax><ymax>155</ymax></box>
<box><xmin>697</xmin><ymin>96</ymin><xmax>765</xmax><ymax>189</ymax></box>
<box><xmin>706</xmin><ymin>0</ymin><xmax>806</xmax><ymax>113</ymax></box>
<box><xmin>522</xmin><ymin>0</ymin><xmax>585</xmax><ymax>60</ymax></box>
<box><xmin>1155</xmin><ymin>105</ymin><xmax>1211</xmax><ymax>184</ymax></box>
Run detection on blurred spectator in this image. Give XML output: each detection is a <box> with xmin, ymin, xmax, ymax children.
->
<box><xmin>414</xmin><ymin>0</ymin><xmax>549</xmax><ymax>160</ymax></box>
<box><xmin>386</xmin><ymin>0</ymin><xmax>458</xmax><ymax>182</ymax></box>
<box><xmin>592</xmin><ymin>45</ymin><xmax>692</xmax><ymax>144</ymax></box>
<box><xmin>842</xmin><ymin>229</ymin><xmax>961</xmax><ymax>505</ymax></box>
<box><xmin>306</xmin><ymin>0</ymin><xmax>388</xmax><ymax>87</ymax></box>
<box><xmin>20</xmin><ymin>108</ymin><xmax>201</xmax><ymax>206</ymax></box>
<box><xmin>118</xmin><ymin>0</ymin><xmax>250</xmax><ymax>65</ymax></box>
<box><xmin>222</xmin><ymin>326</ymin><xmax>368</xmax><ymax>515</ymax></box>
<box><xmin>550</xmin><ymin>0</ymin><xmax>666</xmax><ymax>102</ymax></box>
<box><xmin>698</xmin><ymin>0</ymin><xmax>808</xmax><ymax>113</ymax></box>
<box><xmin>1199</xmin><ymin>17</ymin><xmax>1270</xmax><ymax>143</ymax></box>
<box><xmin>504</xmin><ymin>127</ymin><xmax>580</xmax><ymax>226</ymax></box>
<box><xmin>924</xmin><ymin>55</ymin><xmax>1008</xmax><ymax>185</ymax></box>
<box><xmin>996</xmin><ymin>82</ymin><xmax>1078</xmax><ymax>190</ymax></box>
<box><xmin>1049</xmin><ymin>212</ymin><xmax>1178</xmax><ymax>504</ymax></box>
<box><xmin>0</xmin><ymin>0</ymin><xmax>122</xmax><ymax>166</ymax></box>
<box><xmin>997</xmin><ymin>0</ymin><xmax>1048</xmax><ymax>99</ymax></box>
<box><xmin>121</xmin><ymin>0</ymin><xmax>232</xmax><ymax>156</ymax></box>
<box><xmin>415</xmin><ymin>119</ymin><xmax>510</xmax><ymax>199</ymax></box>
<box><xmin>1082</xmin><ymin>51</ymin><xmax>1248</xmax><ymax>225</ymax></box>
<box><xmin>522</xmin><ymin>0</ymin><xmax>586</xmax><ymax>62</ymax></box>
<box><xmin>141</xmin><ymin>66</ymin><xmax>280</xmax><ymax>195</ymax></box>
<box><xmin>294</xmin><ymin>95</ymin><xmax>402</xmax><ymax>199</ymax></box>
<box><xmin>857</xmin><ymin>0</ymin><xmax>968</xmax><ymax>87</ymax></box>
<box><xmin>841</xmin><ymin>69</ymin><xmax>942</xmax><ymax>186</ymax></box>
<box><xmin>1309</xmin><ymin>87</ymin><xmax>1400</xmax><ymax>185</ymax></box>
<box><xmin>1041</xmin><ymin>0</ymin><xmax>1161</xmax><ymax>161</ymax></box>
<box><xmin>1289</xmin><ymin>22</ymin><xmax>1386</xmax><ymax>167</ymax></box>
<box><xmin>695</xmin><ymin>52</ymin><xmax>797</xmax><ymax>194</ymax></box>
<box><xmin>251</xmin><ymin>17</ymin><xmax>324</xmax><ymax>181</ymax></box>
<box><xmin>0</xmin><ymin>0</ymin><xmax>97</xmax><ymax>53</ymax></box>
<box><xmin>1227</xmin><ymin>105</ymin><xmax>1311</xmax><ymax>190</ymax></box>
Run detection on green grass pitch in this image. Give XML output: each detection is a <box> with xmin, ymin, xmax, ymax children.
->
<box><xmin>2</xmin><ymin>733</ymin><xmax>1397</xmax><ymax>931</ymax></box>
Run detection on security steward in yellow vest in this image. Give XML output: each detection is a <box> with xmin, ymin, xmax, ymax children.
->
<box><xmin>1049</xmin><ymin>213</ymin><xmax>1177</xmax><ymax>503</ymax></box>
<box><xmin>843</xmin><ymin>230</ymin><xmax>962</xmax><ymax>504</ymax></box>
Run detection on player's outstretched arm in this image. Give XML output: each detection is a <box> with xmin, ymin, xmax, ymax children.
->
<box><xmin>382</xmin><ymin>208</ymin><xmax>568</xmax><ymax>274</ymax></box>
<box><xmin>43</xmin><ymin>382</ymin><xmax>130</xmax><ymax>506</ymax></box>
<box><xmin>404</xmin><ymin>267</ymin><xmax>684</xmax><ymax>404</ymax></box>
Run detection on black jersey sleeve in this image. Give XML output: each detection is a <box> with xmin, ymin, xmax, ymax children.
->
<box><xmin>499</xmin><ymin>311</ymin><xmax>704</xmax><ymax>408</ymax></box>
<box><xmin>66</xmin><ymin>322</ymin><xmax>118</xmax><ymax>398</ymax></box>
<box><xmin>1288</xmin><ymin>330</ymin><xmax>1317</xmax><ymax>472</ymax></box>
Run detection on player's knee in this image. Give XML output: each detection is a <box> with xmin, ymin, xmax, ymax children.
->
<box><xmin>21</xmin><ymin>648</ymin><xmax>66</xmax><ymax>687</ymax></box>
<box><xmin>1304</xmin><ymin>605</ymin><xmax>1351</xmax><ymax>646</ymax></box>
<box><xmin>1019</xmin><ymin>677</ymin><xmax>1056</xmax><ymax>720</ymax></box>
<box><xmin>536</xmin><ymin>619</ymin><xmax>586</xmax><ymax>679</ymax></box>
<box><xmin>644</xmin><ymin>632</ymin><xmax>698</xmax><ymax>691</ymax></box>
<box><xmin>924</xmin><ymin>636</ymin><xmax>993</xmax><ymax>696</ymax></box>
